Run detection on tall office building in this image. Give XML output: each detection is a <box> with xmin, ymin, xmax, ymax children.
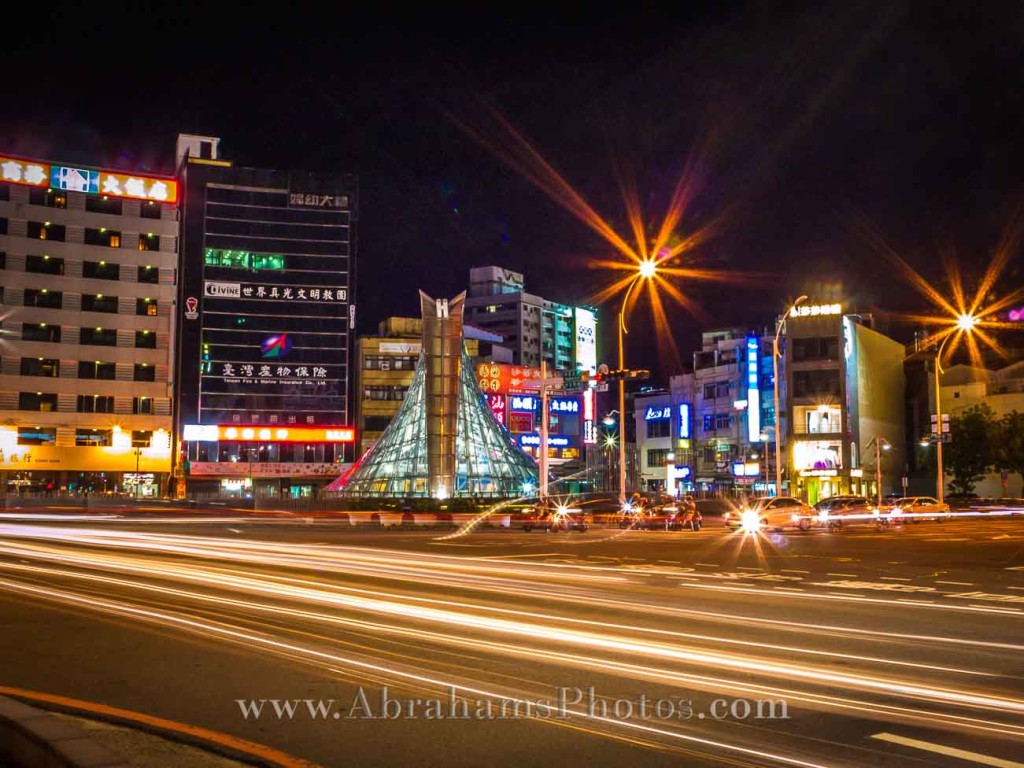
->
<box><xmin>173</xmin><ymin>135</ymin><xmax>358</xmax><ymax>499</ymax></box>
<box><xmin>0</xmin><ymin>151</ymin><xmax>179</xmax><ymax>495</ymax></box>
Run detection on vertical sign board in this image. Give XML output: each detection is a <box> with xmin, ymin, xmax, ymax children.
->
<box><xmin>574</xmin><ymin>307</ymin><xmax>598</xmax><ymax>373</ymax></box>
<box><xmin>746</xmin><ymin>336</ymin><xmax>761</xmax><ymax>442</ymax></box>
<box><xmin>583</xmin><ymin>388</ymin><xmax>597</xmax><ymax>444</ymax></box>
<box><xmin>678</xmin><ymin>403</ymin><xmax>691</xmax><ymax>439</ymax></box>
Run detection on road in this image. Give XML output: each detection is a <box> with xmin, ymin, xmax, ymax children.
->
<box><xmin>1</xmin><ymin>508</ymin><xmax>1023</xmax><ymax>768</ymax></box>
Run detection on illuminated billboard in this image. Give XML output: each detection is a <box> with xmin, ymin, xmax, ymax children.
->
<box><xmin>0</xmin><ymin>153</ymin><xmax>178</xmax><ymax>203</ymax></box>
<box><xmin>181</xmin><ymin>425</ymin><xmax>355</xmax><ymax>443</ymax></box>
<box><xmin>746</xmin><ymin>336</ymin><xmax>761</xmax><ymax>442</ymax></box>
<box><xmin>476</xmin><ymin>363</ymin><xmax>545</xmax><ymax>395</ymax></box>
<box><xmin>574</xmin><ymin>307</ymin><xmax>597</xmax><ymax>373</ymax></box>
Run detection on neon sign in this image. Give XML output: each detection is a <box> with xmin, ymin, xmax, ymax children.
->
<box><xmin>550</xmin><ymin>397</ymin><xmax>579</xmax><ymax>414</ymax></box>
<box><xmin>0</xmin><ymin>153</ymin><xmax>178</xmax><ymax>203</ymax></box>
<box><xmin>678</xmin><ymin>403</ymin><xmax>691</xmax><ymax>439</ymax></box>
<box><xmin>792</xmin><ymin>303</ymin><xmax>842</xmax><ymax>317</ymax></box>
<box><xmin>644</xmin><ymin>406</ymin><xmax>671</xmax><ymax>420</ymax></box>
<box><xmin>1009</xmin><ymin>306</ymin><xmax>1024</xmax><ymax>321</ymax></box>
<box><xmin>747</xmin><ymin>336</ymin><xmax>761</xmax><ymax>442</ymax></box>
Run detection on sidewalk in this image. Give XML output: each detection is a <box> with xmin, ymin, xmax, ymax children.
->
<box><xmin>0</xmin><ymin>694</ymin><xmax>317</xmax><ymax>768</ymax></box>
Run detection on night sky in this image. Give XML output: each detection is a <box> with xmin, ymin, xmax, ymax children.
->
<box><xmin>6</xmin><ymin>2</ymin><xmax>1023</xmax><ymax>381</ymax></box>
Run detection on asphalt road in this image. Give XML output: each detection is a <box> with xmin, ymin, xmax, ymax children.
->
<box><xmin>1</xmin><ymin>508</ymin><xmax>1023</xmax><ymax>768</ymax></box>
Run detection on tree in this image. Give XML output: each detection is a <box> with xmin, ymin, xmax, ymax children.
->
<box><xmin>993</xmin><ymin>410</ymin><xmax>1024</xmax><ymax>498</ymax></box>
<box><xmin>945</xmin><ymin>403</ymin><xmax>996</xmax><ymax>496</ymax></box>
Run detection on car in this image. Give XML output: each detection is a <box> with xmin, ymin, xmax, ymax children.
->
<box><xmin>890</xmin><ymin>496</ymin><xmax>951</xmax><ymax>523</ymax></box>
<box><xmin>520</xmin><ymin>502</ymin><xmax>590</xmax><ymax>532</ymax></box>
<box><xmin>813</xmin><ymin>495</ymin><xmax>875</xmax><ymax>528</ymax></box>
<box><xmin>725</xmin><ymin>496</ymin><xmax>818</xmax><ymax>533</ymax></box>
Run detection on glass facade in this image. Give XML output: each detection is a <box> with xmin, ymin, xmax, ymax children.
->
<box><xmin>340</xmin><ymin>348</ymin><xmax>538</xmax><ymax>498</ymax></box>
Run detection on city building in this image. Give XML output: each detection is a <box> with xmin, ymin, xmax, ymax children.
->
<box><xmin>783</xmin><ymin>302</ymin><xmax>906</xmax><ymax>503</ymax></box>
<box><xmin>354</xmin><ymin>316</ymin><xmax>509</xmax><ymax>455</ymax></box>
<box><xmin>173</xmin><ymin>135</ymin><xmax>358</xmax><ymax>499</ymax></box>
<box><xmin>633</xmin><ymin>328</ymin><xmax>778</xmax><ymax>496</ymax></box>
<box><xmin>908</xmin><ymin>358</ymin><xmax>1024</xmax><ymax>498</ymax></box>
<box><xmin>462</xmin><ymin>266</ymin><xmax>598</xmax><ymax>374</ymax></box>
<box><xmin>0</xmin><ymin>150</ymin><xmax>179</xmax><ymax>496</ymax></box>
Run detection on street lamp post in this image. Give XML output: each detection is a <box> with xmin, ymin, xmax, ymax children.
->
<box><xmin>866</xmin><ymin>435</ymin><xmax>892</xmax><ymax>510</ymax></box>
<box><xmin>772</xmin><ymin>295</ymin><xmax>808</xmax><ymax>498</ymax></box>
<box><xmin>933</xmin><ymin>315</ymin><xmax>976</xmax><ymax>506</ymax></box>
<box><xmin>617</xmin><ymin>262</ymin><xmax>657</xmax><ymax>505</ymax></box>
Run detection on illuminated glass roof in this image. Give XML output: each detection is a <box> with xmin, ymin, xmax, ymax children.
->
<box><xmin>340</xmin><ymin>347</ymin><xmax>537</xmax><ymax>498</ymax></box>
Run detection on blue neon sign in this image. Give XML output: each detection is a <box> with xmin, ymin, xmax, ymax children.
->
<box><xmin>678</xmin><ymin>403</ymin><xmax>691</xmax><ymax>439</ymax></box>
<box><xmin>644</xmin><ymin>405</ymin><xmax>671</xmax><ymax>421</ymax></box>
<box><xmin>747</xmin><ymin>336</ymin><xmax>761</xmax><ymax>442</ymax></box>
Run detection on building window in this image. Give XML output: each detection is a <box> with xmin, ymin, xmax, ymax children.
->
<box><xmin>138</xmin><ymin>233</ymin><xmax>159</xmax><ymax>251</ymax></box>
<box><xmin>716</xmin><ymin>413</ymin><xmax>731</xmax><ymax>430</ymax></box>
<box><xmin>135</xmin><ymin>330</ymin><xmax>156</xmax><ymax>349</ymax></box>
<box><xmin>85</xmin><ymin>228</ymin><xmax>122</xmax><ymax>248</ymax></box>
<box><xmin>132</xmin><ymin>430</ymin><xmax>153</xmax><ymax>447</ymax></box>
<box><xmin>20</xmin><ymin>358</ymin><xmax>59</xmax><ymax>377</ymax></box>
<box><xmin>82</xmin><ymin>294</ymin><xmax>119</xmax><ymax>313</ymax></box>
<box><xmin>140</xmin><ymin>201</ymin><xmax>161</xmax><ymax>220</ymax></box>
<box><xmin>136</xmin><ymin>298</ymin><xmax>157</xmax><ymax>316</ymax></box>
<box><xmin>792</xmin><ymin>337</ymin><xmax>841</xmax><ymax>362</ymax></box>
<box><xmin>83</xmin><ymin>260</ymin><xmax>120</xmax><ymax>280</ymax></box>
<box><xmin>646</xmin><ymin>419</ymin><xmax>670</xmax><ymax>438</ymax></box>
<box><xmin>363</xmin><ymin>355</ymin><xmax>417</xmax><ymax>370</ymax></box>
<box><xmin>133</xmin><ymin>397</ymin><xmax>153</xmax><ymax>414</ymax></box>
<box><xmin>137</xmin><ymin>265</ymin><xmax>159</xmax><ymax>284</ymax></box>
<box><xmin>25</xmin><ymin>254</ymin><xmax>65</xmax><ymax>275</ymax></box>
<box><xmin>792</xmin><ymin>370</ymin><xmax>841</xmax><ymax>398</ymax></box>
<box><xmin>0</xmin><ymin>252</ymin><xmax>5</xmax><ymax>269</ymax></box>
<box><xmin>647</xmin><ymin>448</ymin><xmax>671</xmax><ymax>467</ymax></box>
<box><xmin>133</xmin><ymin>363</ymin><xmax>156</xmax><ymax>382</ymax></box>
<box><xmin>28</xmin><ymin>188</ymin><xmax>67</xmax><ymax>208</ymax></box>
<box><xmin>85</xmin><ymin>195</ymin><xmax>123</xmax><ymax>215</ymax></box>
<box><xmin>0</xmin><ymin>184</ymin><xmax>8</xmax><ymax>200</ymax></box>
<box><xmin>702</xmin><ymin>444</ymin><xmax>717</xmax><ymax>464</ymax></box>
<box><xmin>18</xmin><ymin>392</ymin><xmax>58</xmax><ymax>412</ymax></box>
<box><xmin>363</xmin><ymin>386</ymin><xmax>409</xmax><ymax>401</ymax></box>
<box><xmin>78</xmin><ymin>361</ymin><xmax>116</xmax><ymax>380</ymax></box>
<box><xmin>76</xmin><ymin>429</ymin><xmax>110</xmax><ymax>447</ymax></box>
<box><xmin>80</xmin><ymin>327</ymin><xmax>117</xmax><ymax>346</ymax></box>
<box><xmin>18</xmin><ymin>426</ymin><xmax>57</xmax><ymax>445</ymax></box>
<box><xmin>27</xmin><ymin>221</ymin><xmax>66</xmax><ymax>241</ymax></box>
<box><xmin>22</xmin><ymin>323</ymin><xmax>61</xmax><ymax>343</ymax></box>
<box><xmin>77</xmin><ymin>395</ymin><xmax>115</xmax><ymax>413</ymax></box>
<box><xmin>203</xmin><ymin>248</ymin><xmax>285</xmax><ymax>271</ymax></box>
<box><xmin>23</xmin><ymin>289</ymin><xmax>63</xmax><ymax>308</ymax></box>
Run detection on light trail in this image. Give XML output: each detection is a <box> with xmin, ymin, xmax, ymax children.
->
<box><xmin>2</xmin><ymin>523</ymin><xmax>1023</xmax><ymax>766</ymax></box>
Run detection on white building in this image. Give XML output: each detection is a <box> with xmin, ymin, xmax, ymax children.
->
<box><xmin>0</xmin><ymin>151</ymin><xmax>179</xmax><ymax>495</ymax></box>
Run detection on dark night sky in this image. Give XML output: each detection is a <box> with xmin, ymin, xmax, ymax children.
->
<box><xmin>5</xmin><ymin>2</ymin><xmax>1024</xmax><ymax>381</ymax></box>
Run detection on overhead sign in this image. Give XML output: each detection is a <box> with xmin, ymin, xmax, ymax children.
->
<box><xmin>204</xmin><ymin>281</ymin><xmax>241</xmax><ymax>298</ymax></box>
<box><xmin>792</xmin><ymin>303</ymin><xmax>842</xmax><ymax>317</ymax></box>
<box><xmin>0</xmin><ymin>154</ymin><xmax>178</xmax><ymax>202</ymax></box>
<box><xmin>476</xmin><ymin>363</ymin><xmax>545</xmax><ymax>395</ymax></box>
<box><xmin>574</xmin><ymin>307</ymin><xmax>597</xmax><ymax>373</ymax></box>
<box><xmin>214</xmin><ymin>426</ymin><xmax>355</xmax><ymax>443</ymax></box>
<box><xmin>549</xmin><ymin>397</ymin><xmax>579</xmax><ymax>414</ymax></box>
<box><xmin>644</xmin><ymin>405</ymin><xmax>671</xmax><ymax>421</ymax></box>
<box><xmin>746</xmin><ymin>335</ymin><xmax>761</xmax><ymax>442</ymax></box>
<box><xmin>679</xmin><ymin>403</ymin><xmax>691</xmax><ymax>439</ymax></box>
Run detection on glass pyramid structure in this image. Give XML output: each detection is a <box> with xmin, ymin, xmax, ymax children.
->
<box><xmin>339</xmin><ymin>346</ymin><xmax>538</xmax><ymax>498</ymax></box>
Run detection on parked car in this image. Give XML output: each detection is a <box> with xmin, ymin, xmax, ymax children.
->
<box><xmin>890</xmin><ymin>496</ymin><xmax>951</xmax><ymax>523</ymax></box>
<box><xmin>725</xmin><ymin>496</ymin><xmax>818</xmax><ymax>533</ymax></box>
<box><xmin>813</xmin><ymin>495</ymin><xmax>875</xmax><ymax>528</ymax></box>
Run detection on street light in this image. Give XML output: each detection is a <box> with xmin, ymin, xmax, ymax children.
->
<box><xmin>617</xmin><ymin>261</ymin><xmax>658</xmax><ymax>504</ymax></box>
<box><xmin>933</xmin><ymin>315</ymin><xmax>976</xmax><ymax>506</ymax></box>
<box><xmin>773</xmin><ymin>295</ymin><xmax>808</xmax><ymax>498</ymax></box>
<box><xmin>865</xmin><ymin>435</ymin><xmax>892</xmax><ymax>510</ymax></box>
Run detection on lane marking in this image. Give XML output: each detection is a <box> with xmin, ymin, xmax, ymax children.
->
<box><xmin>735</xmin><ymin>566</ymin><xmax>763</xmax><ymax>571</ymax></box>
<box><xmin>827</xmin><ymin>572</ymin><xmax>858</xmax><ymax>577</ymax></box>
<box><xmin>695</xmin><ymin>563</ymin><xmax>718</xmax><ymax>568</ymax></box>
<box><xmin>0</xmin><ymin>686</ymin><xmax>320</xmax><ymax>768</ymax></box>
<box><xmin>780</xmin><ymin>569</ymin><xmax>810</xmax><ymax>574</ymax></box>
<box><xmin>935</xmin><ymin>580</ymin><xmax>974</xmax><ymax>585</ymax></box>
<box><xmin>880</xmin><ymin>576</ymin><xmax>912</xmax><ymax>581</ymax></box>
<box><xmin>871</xmin><ymin>732</ymin><xmax>1024</xmax><ymax>767</ymax></box>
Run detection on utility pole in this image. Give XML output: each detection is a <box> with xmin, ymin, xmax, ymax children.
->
<box><xmin>524</xmin><ymin>361</ymin><xmax>563</xmax><ymax>503</ymax></box>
